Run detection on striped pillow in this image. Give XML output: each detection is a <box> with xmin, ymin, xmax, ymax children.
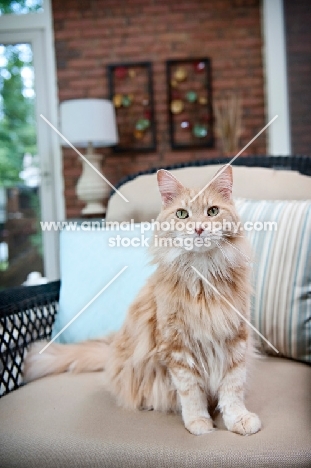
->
<box><xmin>235</xmin><ymin>199</ymin><xmax>311</xmax><ymax>363</ymax></box>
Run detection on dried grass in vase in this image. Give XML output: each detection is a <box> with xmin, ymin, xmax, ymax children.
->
<box><xmin>214</xmin><ymin>93</ymin><xmax>242</xmax><ymax>156</ymax></box>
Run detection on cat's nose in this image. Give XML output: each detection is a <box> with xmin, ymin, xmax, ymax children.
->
<box><xmin>195</xmin><ymin>227</ymin><xmax>204</xmax><ymax>236</ymax></box>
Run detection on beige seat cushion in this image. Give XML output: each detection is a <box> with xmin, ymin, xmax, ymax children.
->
<box><xmin>0</xmin><ymin>357</ymin><xmax>310</xmax><ymax>467</ymax></box>
<box><xmin>106</xmin><ymin>166</ymin><xmax>311</xmax><ymax>222</ymax></box>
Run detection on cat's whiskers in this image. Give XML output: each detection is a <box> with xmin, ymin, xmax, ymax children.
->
<box><xmin>214</xmin><ymin>240</ymin><xmax>234</xmax><ymax>267</ymax></box>
<box><xmin>204</xmin><ymin>231</ymin><xmax>243</xmax><ymax>241</ymax></box>
<box><xmin>222</xmin><ymin>233</ymin><xmax>244</xmax><ymax>238</ymax></box>
<box><xmin>221</xmin><ymin>237</ymin><xmax>251</xmax><ymax>263</ymax></box>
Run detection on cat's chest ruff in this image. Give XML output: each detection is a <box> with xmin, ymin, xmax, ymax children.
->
<box><xmin>184</xmin><ymin>259</ymin><xmax>234</xmax><ymax>300</ymax></box>
<box><xmin>179</xmin><ymin>282</ymin><xmax>243</xmax><ymax>344</ymax></box>
<box><xmin>185</xmin><ymin>273</ymin><xmax>230</xmax><ymax>307</ymax></box>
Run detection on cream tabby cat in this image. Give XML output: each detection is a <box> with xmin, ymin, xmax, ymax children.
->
<box><xmin>24</xmin><ymin>165</ymin><xmax>261</xmax><ymax>436</ymax></box>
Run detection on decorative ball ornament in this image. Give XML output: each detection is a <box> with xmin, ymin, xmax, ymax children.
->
<box><xmin>171</xmin><ymin>79</ymin><xmax>178</xmax><ymax>88</ymax></box>
<box><xmin>180</xmin><ymin>120</ymin><xmax>191</xmax><ymax>130</ymax></box>
<box><xmin>194</xmin><ymin>61</ymin><xmax>206</xmax><ymax>73</ymax></box>
<box><xmin>199</xmin><ymin>96</ymin><xmax>208</xmax><ymax>105</ymax></box>
<box><xmin>135</xmin><ymin>118</ymin><xmax>150</xmax><ymax>131</ymax></box>
<box><xmin>171</xmin><ymin>99</ymin><xmax>184</xmax><ymax>114</ymax></box>
<box><xmin>174</xmin><ymin>67</ymin><xmax>187</xmax><ymax>82</ymax></box>
<box><xmin>193</xmin><ymin>123</ymin><xmax>208</xmax><ymax>138</ymax></box>
<box><xmin>186</xmin><ymin>91</ymin><xmax>197</xmax><ymax>103</ymax></box>
<box><xmin>115</xmin><ymin>66</ymin><xmax>127</xmax><ymax>79</ymax></box>
<box><xmin>122</xmin><ymin>95</ymin><xmax>132</xmax><ymax>107</ymax></box>
<box><xmin>134</xmin><ymin>129</ymin><xmax>144</xmax><ymax>140</ymax></box>
<box><xmin>113</xmin><ymin>94</ymin><xmax>123</xmax><ymax>108</ymax></box>
<box><xmin>143</xmin><ymin>109</ymin><xmax>151</xmax><ymax>120</ymax></box>
<box><xmin>128</xmin><ymin>68</ymin><xmax>136</xmax><ymax>78</ymax></box>
<box><xmin>142</xmin><ymin>96</ymin><xmax>149</xmax><ymax>106</ymax></box>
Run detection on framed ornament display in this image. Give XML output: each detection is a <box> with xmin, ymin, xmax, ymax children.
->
<box><xmin>166</xmin><ymin>58</ymin><xmax>213</xmax><ymax>150</ymax></box>
<box><xmin>107</xmin><ymin>62</ymin><xmax>156</xmax><ymax>152</ymax></box>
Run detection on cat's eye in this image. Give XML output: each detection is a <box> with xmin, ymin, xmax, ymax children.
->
<box><xmin>176</xmin><ymin>209</ymin><xmax>189</xmax><ymax>219</ymax></box>
<box><xmin>207</xmin><ymin>206</ymin><xmax>219</xmax><ymax>217</ymax></box>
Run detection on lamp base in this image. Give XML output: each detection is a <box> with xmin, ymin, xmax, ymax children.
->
<box><xmin>81</xmin><ymin>202</ymin><xmax>106</xmax><ymax>216</ymax></box>
<box><xmin>76</xmin><ymin>144</ymin><xmax>110</xmax><ymax>217</ymax></box>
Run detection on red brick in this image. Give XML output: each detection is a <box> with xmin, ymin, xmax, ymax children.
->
<box><xmin>58</xmin><ymin>89</ymin><xmax>86</xmax><ymax>100</ymax></box>
<box><xmin>57</xmin><ymin>69</ymin><xmax>81</xmax><ymax>79</ymax></box>
<box><xmin>55</xmin><ymin>29</ymin><xmax>82</xmax><ymax>40</ymax></box>
<box><xmin>69</xmin><ymin>59</ymin><xmax>97</xmax><ymax>69</ymax></box>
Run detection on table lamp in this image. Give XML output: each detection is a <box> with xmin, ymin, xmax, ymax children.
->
<box><xmin>60</xmin><ymin>99</ymin><xmax>118</xmax><ymax>216</ymax></box>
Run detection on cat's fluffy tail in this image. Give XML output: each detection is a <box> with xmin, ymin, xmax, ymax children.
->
<box><xmin>23</xmin><ymin>338</ymin><xmax>110</xmax><ymax>383</ymax></box>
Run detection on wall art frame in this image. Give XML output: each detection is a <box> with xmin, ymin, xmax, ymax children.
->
<box><xmin>107</xmin><ymin>61</ymin><xmax>156</xmax><ymax>153</ymax></box>
<box><xmin>166</xmin><ymin>58</ymin><xmax>213</xmax><ymax>150</ymax></box>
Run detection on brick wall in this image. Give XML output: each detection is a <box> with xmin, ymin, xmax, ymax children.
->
<box><xmin>52</xmin><ymin>0</ymin><xmax>266</xmax><ymax>218</ymax></box>
<box><xmin>284</xmin><ymin>0</ymin><xmax>311</xmax><ymax>156</ymax></box>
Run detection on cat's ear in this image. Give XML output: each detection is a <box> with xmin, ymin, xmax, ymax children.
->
<box><xmin>157</xmin><ymin>169</ymin><xmax>184</xmax><ymax>206</ymax></box>
<box><xmin>209</xmin><ymin>165</ymin><xmax>233</xmax><ymax>201</ymax></box>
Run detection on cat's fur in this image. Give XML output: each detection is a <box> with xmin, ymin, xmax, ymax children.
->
<box><xmin>24</xmin><ymin>166</ymin><xmax>261</xmax><ymax>436</ymax></box>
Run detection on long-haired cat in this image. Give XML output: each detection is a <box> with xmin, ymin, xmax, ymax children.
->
<box><xmin>24</xmin><ymin>165</ymin><xmax>261</xmax><ymax>436</ymax></box>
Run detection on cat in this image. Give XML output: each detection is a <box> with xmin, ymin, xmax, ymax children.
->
<box><xmin>24</xmin><ymin>165</ymin><xmax>261</xmax><ymax>436</ymax></box>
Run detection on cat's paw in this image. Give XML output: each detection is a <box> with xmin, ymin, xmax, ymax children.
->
<box><xmin>229</xmin><ymin>412</ymin><xmax>261</xmax><ymax>436</ymax></box>
<box><xmin>139</xmin><ymin>405</ymin><xmax>154</xmax><ymax>411</ymax></box>
<box><xmin>185</xmin><ymin>417</ymin><xmax>214</xmax><ymax>435</ymax></box>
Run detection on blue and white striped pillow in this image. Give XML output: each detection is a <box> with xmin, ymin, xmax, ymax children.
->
<box><xmin>235</xmin><ymin>198</ymin><xmax>311</xmax><ymax>363</ymax></box>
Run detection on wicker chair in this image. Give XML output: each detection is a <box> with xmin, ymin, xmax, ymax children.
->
<box><xmin>1</xmin><ymin>155</ymin><xmax>310</xmax><ymax>398</ymax></box>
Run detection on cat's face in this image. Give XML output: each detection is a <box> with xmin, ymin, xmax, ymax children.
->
<box><xmin>153</xmin><ymin>166</ymin><xmax>241</xmax><ymax>255</ymax></box>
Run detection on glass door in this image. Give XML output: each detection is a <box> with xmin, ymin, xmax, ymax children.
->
<box><xmin>0</xmin><ymin>2</ymin><xmax>65</xmax><ymax>289</ymax></box>
<box><xmin>0</xmin><ymin>42</ymin><xmax>43</xmax><ymax>288</ymax></box>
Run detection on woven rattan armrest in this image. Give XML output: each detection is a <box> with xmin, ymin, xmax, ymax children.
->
<box><xmin>0</xmin><ymin>281</ymin><xmax>60</xmax><ymax>397</ymax></box>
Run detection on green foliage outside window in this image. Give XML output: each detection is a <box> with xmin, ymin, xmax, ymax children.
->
<box><xmin>0</xmin><ymin>44</ymin><xmax>37</xmax><ymax>186</ymax></box>
<box><xmin>0</xmin><ymin>0</ymin><xmax>43</xmax><ymax>15</ymax></box>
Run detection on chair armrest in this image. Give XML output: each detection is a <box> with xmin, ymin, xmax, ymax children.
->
<box><xmin>0</xmin><ymin>281</ymin><xmax>60</xmax><ymax>398</ymax></box>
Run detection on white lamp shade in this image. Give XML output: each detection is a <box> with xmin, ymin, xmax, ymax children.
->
<box><xmin>60</xmin><ymin>99</ymin><xmax>119</xmax><ymax>147</ymax></box>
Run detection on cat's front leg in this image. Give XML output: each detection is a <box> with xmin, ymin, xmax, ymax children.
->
<box><xmin>169</xmin><ymin>365</ymin><xmax>214</xmax><ymax>435</ymax></box>
<box><xmin>217</xmin><ymin>363</ymin><xmax>261</xmax><ymax>436</ymax></box>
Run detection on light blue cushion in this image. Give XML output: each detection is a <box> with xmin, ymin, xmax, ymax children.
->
<box><xmin>52</xmin><ymin>226</ymin><xmax>155</xmax><ymax>343</ymax></box>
